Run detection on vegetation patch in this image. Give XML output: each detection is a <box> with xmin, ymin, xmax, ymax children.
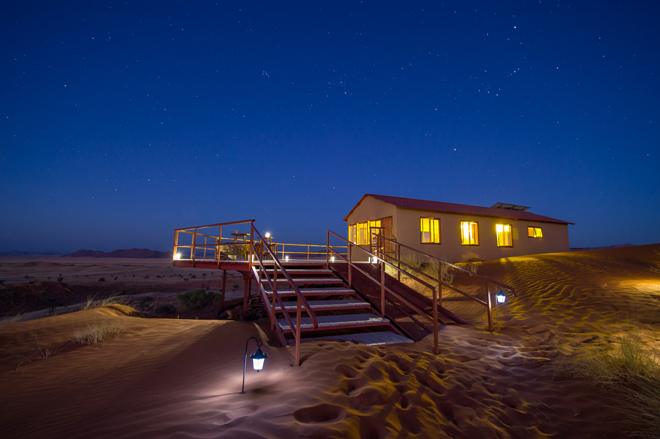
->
<box><xmin>72</xmin><ymin>320</ymin><xmax>125</xmax><ymax>345</ymax></box>
<box><xmin>565</xmin><ymin>325</ymin><xmax>660</xmax><ymax>437</ymax></box>
<box><xmin>82</xmin><ymin>293</ymin><xmax>124</xmax><ymax>310</ymax></box>
<box><xmin>177</xmin><ymin>289</ymin><xmax>220</xmax><ymax>310</ymax></box>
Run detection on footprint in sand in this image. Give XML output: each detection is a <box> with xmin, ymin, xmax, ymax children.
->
<box><xmin>335</xmin><ymin>364</ymin><xmax>359</xmax><ymax>378</ymax></box>
<box><xmin>293</xmin><ymin>404</ymin><xmax>346</xmax><ymax>424</ymax></box>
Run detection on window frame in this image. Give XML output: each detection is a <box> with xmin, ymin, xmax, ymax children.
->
<box><xmin>460</xmin><ymin>221</ymin><xmax>479</xmax><ymax>246</ymax></box>
<box><xmin>420</xmin><ymin>217</ymin><xmax>441</xmax><ymax>244</ymax></box>
<box><xmin>528</xmin><ymin>227</ymin><xmax>543</xmax><ymax>238</ymax></box>
<box><xmin>496</xmin><ymin>223</ymin><xmax>513</xmax><ymax>247</ymax></box>
<box><xmin>348</xmin><ymin>224</ymin><xmax>357</xmax><ymax>244</ymax></box>
<box><xmin>356</xmin><ymin>222</ymin><xmax>369</xmax><ymax>245</ymax></box>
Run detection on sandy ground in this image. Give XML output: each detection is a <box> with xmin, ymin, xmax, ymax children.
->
<box><xmin>1</xmin><ymin>245</ymin><xmax>659</xmax><ymax>438</ymax></box>
<box><xmin>0</xmin><ymin>257</ymin><xmax>248</xmax><ymax>321</ymax></box>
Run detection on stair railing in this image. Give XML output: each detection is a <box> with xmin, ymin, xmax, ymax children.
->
<box><xmin>327</xmin><ymin>230</ymin><xmax>440</xmax><ymax>354</ymax></box>
<box><xmin>372</xmin><ymin>233</ymin><xmax>517</xmax><ymax>332</ymax></box>
<box><xmin>251</xmin><ymin>224</ymin><xmax>319</xmax><ymax>367</ymax></box>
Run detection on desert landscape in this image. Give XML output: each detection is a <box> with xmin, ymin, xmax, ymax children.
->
<box><xmin>1</xmin><ymin>244</ymin><xmax>659</xmax><ymax>438</ymax></box>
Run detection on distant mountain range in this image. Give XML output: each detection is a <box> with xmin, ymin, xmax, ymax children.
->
<box><xmin>65</xmin><ymin>248</ymin><xmax>173</xmax><ymax>258</ymax></box>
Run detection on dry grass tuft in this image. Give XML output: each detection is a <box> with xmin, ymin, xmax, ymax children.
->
<box><xmin>565</xmin><ymin>326</ymin><xmax>660</xmax><ymax>438</ymax></box>
<box><xmin>72</xmin><ymin>320</ymin><xmax>125</xmax><ymax>345</ymax></box>
<box><xmin>0</xmin><ymin>314</ymin><xmax>23</xmax><ymax>327</ymax></box>
<box><xmin>82</xmin><ymin>293</ymin><xmax>124</xmax><ymax>310</ymax></box>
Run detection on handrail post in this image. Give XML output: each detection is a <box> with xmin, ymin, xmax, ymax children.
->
<box><xmin>271</xmin><ymin>264</ymin><xmax>278</xmax><ymax>330</ymax></box>
<box><xmin>326</xmin><ymin>231</ymin><xmax>330</xmax><ymax>269</ymax></box>
<box><xmin>397</xmin><ymin>243</ymin><xmax>401</xmax><ymax>282</ymax></box>
<box><xmin>432</xmin><ymin>287</ymin><xmax>439</xmax><ymax>354</ymax></box>
<box><xmin>249</xmin><ymin>221</ymin><xmax>254</xmax><ymax>270</ymax></box>
<box><xmin>173</xmin><ymin>230</ymin><xmax>179</xmax><ymax>260</ymax></box>
<box><xmin>380</xmin><ymin>258</ymin><xmax>385</xmax><ymax>317</ymax></box>
<box><xmin>437</xmin><ymin>263</ymin><xmax>443</xmax><ymax>308</ymax></box>
<box><xmin>348</xmin><ymin>242</ymin><xmax>353</xmax><ymax>288</ymax></box>
<box><xmin>192</xmin><ymin>228</ymin><xmax>198</xmax><ymax>265</ymax></box>
<box><xmin>203</xmin><ymin>236</ymin><xmax>207</xmax><ymax>259</ymax></box>
<box><xmin>487</xmin><ymin>283</ymin><xmax>493</xmax><ymax>331</ymax></box>
<box><xmin>295</xmin><ymin>299</ymin><xmax>302</xmax><ymax>366</ymax></box>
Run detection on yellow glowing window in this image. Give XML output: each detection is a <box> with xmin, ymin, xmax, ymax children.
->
<box><xmin>356</xmin><ymin>222</ymin><xmax>369</xmax><ymax>245</ymax></box>
<box><xmin>420</xmin><ymin>218</ymin><xmax>440</xmax><ymax>243</ymax></box>
<box><xmin>528</xmin><ymin>227</ymin><xmax>543</xmax><ymax>238</ymax></box>
<box><xmin>460</xmin><ymin>221</ymin><xmax>479</xmax><ymax>246</ymax></box>
<box><xmin>348</xmin><ymin>224</ymin><xmax>357</xmax><ymax>244</ymax></box>
<box><xmin>496</xmin><ymin>224</ymin><xmax>513</xmax><ymax>247</ymax></box>
<box><xmin>368</xmin><ymin>220</ymin><xmax>382</xmax><ymax>244</ymax></box>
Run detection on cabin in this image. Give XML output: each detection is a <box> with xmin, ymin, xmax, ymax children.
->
<box><xmin>344</xmin><ymin>194</ymin><xmax>572</xmax><ymax>262</ymax></box>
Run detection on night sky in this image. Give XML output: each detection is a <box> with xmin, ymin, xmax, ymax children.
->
<box><xmin>2</xmin><ymin>1</ymin><xmax>658</xmax><ymax>253</ymax></box>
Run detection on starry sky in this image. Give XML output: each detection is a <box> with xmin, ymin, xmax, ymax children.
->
<box><xmin>1</xmin><ymin>1</ymin><xmax>659</xmax><ymax>253</ymax></box>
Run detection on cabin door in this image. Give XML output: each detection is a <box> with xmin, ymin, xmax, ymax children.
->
<box><xmin>370</xmin><ymin>217</ymin><xmax>393</xmax><ymax>259</ymax></box>
<box><xmin>381</xmin><ymin>217</ymin><xmax>393</xmax><ymax>257</ymax></box>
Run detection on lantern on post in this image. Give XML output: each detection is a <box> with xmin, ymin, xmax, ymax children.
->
<box><xmin>240</xmin><ymin>336</ymin><xmax>268</xmax><ymax>394</ymax></box>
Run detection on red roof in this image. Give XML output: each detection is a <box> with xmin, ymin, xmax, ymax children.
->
<box><xmin>344</xmin><ymin>194</ymin><xmax>573</xmax><ymax>225</ymax></box>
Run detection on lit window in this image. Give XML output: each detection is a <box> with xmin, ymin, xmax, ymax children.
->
<box><xmin>460</xmin><ymin>221</ymin><xmax>479</xmax><ymax>245</ymax></box>
<box><xmin>420</xmin><ymin>218</ymin><xmax>441</xmax><ymax>243</ymax></box>
<box><xmin>528</xmin><ymin>227</ymin><xmax>543</xmax><ymax>238</ymax></box>
<box><xmin>368</xmin><ymin>220</ymin><xmax>382</xmax><ymax>245</ymax></box>
<box><xmin>356</xmin><ymin>222</ymin><xmax>368</xmax><ymax>245</ymax></box>
<box><xmin>496</xmin><ymin>224</ymin><xmax>513</xmax><ymax>247</ymax></box>
<box><xmin>348</xmin><ymin>224</ymin><xmax>357</xmax><ymax>244</ymax></box>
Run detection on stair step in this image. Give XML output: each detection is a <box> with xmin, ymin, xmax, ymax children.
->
<box><xmin>265</xmin><ymin>287</ymin><xmax>356</xmax><ymax>297</ymax></box>
<box><xmin>265</xmin><ymin>269</ymin><xmax>333</xmax><ymax>275</ymax></box>
<box><xmin>273</xmin><ymin>299</ymin><xmax>371</xmax><ymax>312</ymax></box>
<box><xmin>304</xmin><ymin>331</ymin><xmax>413</xmax><ymax>346</ymax></box>
<box><xmin>262</xmin><ymin>277</ymin><xmax>344</xmax><ymax>285</ymax></box>
<box><xmin>277</xmin><ymin>313</ymin><xmax>389</xmax><ymax>331</ymax></box>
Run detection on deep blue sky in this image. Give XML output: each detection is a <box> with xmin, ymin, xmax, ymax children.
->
<box><xmin>1</xmin><ymin>1</ymin><xmax>658</xmax><ymax>253</ymax></box>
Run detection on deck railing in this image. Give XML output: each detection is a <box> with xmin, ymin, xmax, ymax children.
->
<box><xmin>370</xmin><ymin>232</ymin><xmax>517</xmax><ymax>331</ymax></box>
<box><xmin>173</xmin><ymin>221</ymin><xmax>346</xmax><ymax>263</ymax></box>
<box><xmin>250</xmin><ymin>224</ymin><xmax>319</xmax><ymax>367</ymax></box>
<box><xmin>326</xmin><ymin>230</ymin><xmax>441</xmax><ymax>354</ymax></box>
<box><xmin>173</xmin><ymin>219</ymin><xmax>256</xmax><ymax>264</ymax></box>
<box><xmin>274</xmin><ymin>242</ymin><xmax>347</xmax><ymax>260</ymax></box>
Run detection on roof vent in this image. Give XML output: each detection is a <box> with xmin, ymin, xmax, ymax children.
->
<box><xmin>491</xmin><ymin>202</ymin><xmax>530</xmax><ymax>212</ymax></box>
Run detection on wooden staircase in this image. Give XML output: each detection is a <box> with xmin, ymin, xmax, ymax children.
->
<box><xmin>254</xmin><ymin>263</ymin><xmax>412</xmax><ymax>348</ymax></box>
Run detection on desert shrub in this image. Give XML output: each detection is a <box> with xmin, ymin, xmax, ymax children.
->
<box><xmin>458</xmin><ymin>252</ymin><xmax>483</xmax><ymax>273</ymax></box>
<box><xmin>155</xmin><ymin>304</ymin><xmax>176</xmax><ymax>314</ymax></box>
<box><xmin>177</xmin><ymin>289</ymin><xmax>220</xmax><ymax>310</ymax></box>
<box><xmin>0</xmin><ymin>314</ymin><xmax>23</xmax><ymax>326</ymax></box>
<box><xmin>98</xmin><ymin>278</ymin><xmax>105</xmax><ymax>282</ymax></box>
<box><xmin>82</xmin><ymin>293</ymin><xmax>123</xmax><ymax>310</ymax></box>
<box><xmin>72</xmin><ymin>320</ymin><xmax>124</xmax><ymax>345</ymax></box>
<box><xmin>567</xmin><ymin>327</ymin><xmax>660</xmax><ymax>437</ymax></box>
<box><xmin>138</xmin><ymin>296</ymin><xmax>154</xmax><ymax>311</ymax></box>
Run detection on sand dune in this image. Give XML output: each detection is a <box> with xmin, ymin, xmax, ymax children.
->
<box><xmin>1</xmin><ymin>245</ymin><xmax>659</xmax><ymax>438</ymax></box>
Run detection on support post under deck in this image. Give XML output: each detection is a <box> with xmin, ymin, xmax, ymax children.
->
<box><xmin>221</xmin><ymin>269</ymin><xmax>227</xmax><ymax>307</ymax></box>
<box><xmin>242</xmin><ymin>272</ymin><xmax>251</xmax><ymax>315</ymax></box>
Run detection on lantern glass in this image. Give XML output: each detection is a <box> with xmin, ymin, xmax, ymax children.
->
<box><xmin>251</xmin><ymin>348</ymin><xmax>267</xmax><ymax>371</ymax></box>
<box><xmin>496</xmin><ymin>292</ymin><xmax>506</xmax><ymax>304</ymax></box>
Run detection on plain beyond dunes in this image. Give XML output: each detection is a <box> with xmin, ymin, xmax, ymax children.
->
<box><xmin>1</xmin><ymin>244</ymin><xmax>659</xmax><ymax>439</ymax></box>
